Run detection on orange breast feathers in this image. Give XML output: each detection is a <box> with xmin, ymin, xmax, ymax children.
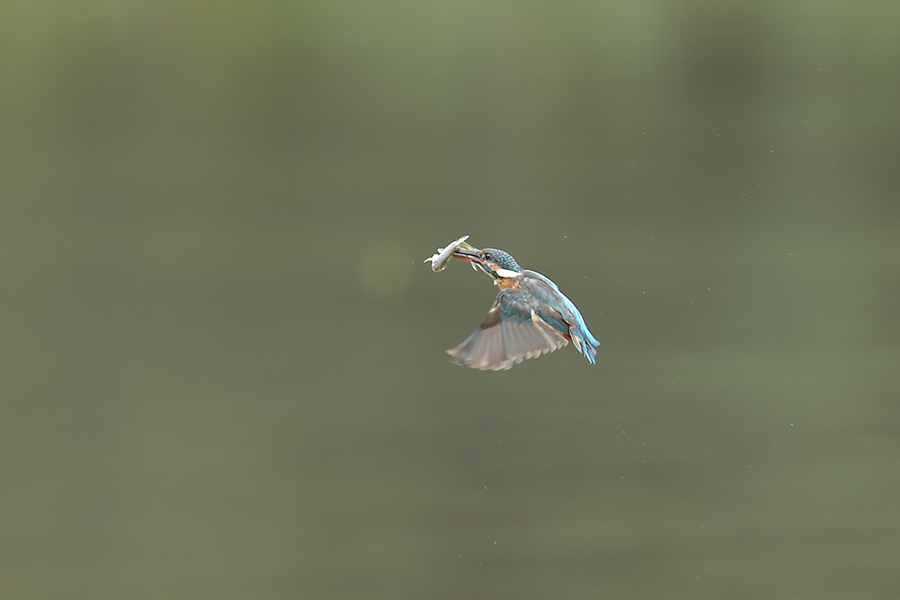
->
<box><xmin>496</xmin><ymin>277</ymin><xmax>521</xmax><ymax>290</ymax></box>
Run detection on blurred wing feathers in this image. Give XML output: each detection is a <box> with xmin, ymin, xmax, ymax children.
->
<box><xmin>447</xmin><ymin>289</ymin><xmax>568</xmax><ymax>371</ymax></box>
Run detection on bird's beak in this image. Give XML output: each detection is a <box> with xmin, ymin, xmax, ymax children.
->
<box><xmin>453</xmin><ymin>245</ymin><xmax>499</xmax><ymax>278</ymax></box>
<box><xmin>452</xmin><ymin>244</ymin><xmax>483</xmax><ymax>264</ymax></box>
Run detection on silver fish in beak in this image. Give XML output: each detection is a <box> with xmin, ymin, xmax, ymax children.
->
<box><xmin>424</xmin><ymin>235</ymin><xmax>473</xmax><ymax>272</ymax></box>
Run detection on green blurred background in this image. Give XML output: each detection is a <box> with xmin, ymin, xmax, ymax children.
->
<box><xmin>2</xmin><ymin>1</ymin><xmax>898</xmax><ymax>598</ymax></box>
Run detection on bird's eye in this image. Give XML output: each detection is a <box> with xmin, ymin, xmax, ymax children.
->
<box><xmin>483</xmin><ymin>252</ymin><xmax>493</xmax><ymax>261</ymax></box>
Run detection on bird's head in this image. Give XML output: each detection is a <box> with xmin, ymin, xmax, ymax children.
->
<box><xmin>453</xmin><ymin>246</ymin><xmax>522</xmax><ymax>280</ymax></box>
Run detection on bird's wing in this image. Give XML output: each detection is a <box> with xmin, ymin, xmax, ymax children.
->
<box><xmin>446</xmin><ymin>288</ymin><xmax>569</xmax><ymax>371</ymax></box>
<box><xmin>519</xmin><ymin>272</ymin><xmax>577</xmax><ymax>325</ymax></box>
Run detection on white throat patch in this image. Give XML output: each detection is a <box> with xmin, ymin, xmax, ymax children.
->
<box><xmin>495</xmin><ymin>268</ymin><xmax>522</xmax><ymax>278</ymax></box>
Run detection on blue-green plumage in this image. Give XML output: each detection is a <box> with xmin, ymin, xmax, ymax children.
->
<box><xmin>445</xmin><ymin>245</ymin><xmax>600</xmax><ymax>370</ymax></box>
<box><xmin>481</xmin><ymin>249</ymin><xmax>521</xmax><ymax>272</ymax></box>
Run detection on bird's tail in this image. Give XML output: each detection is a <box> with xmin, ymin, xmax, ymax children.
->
<box><xmin>571</xmin><ymin>328</ymin><xmax>600</xmax><ymax>364</ymax></box>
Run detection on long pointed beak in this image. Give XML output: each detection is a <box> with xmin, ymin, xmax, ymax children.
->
<box><xmin>452</xmin><ymin>245</ymin><xmax>483</xmax><ymax>264</ymax></box>
<box><xmin>453</xmin><ymin>246</ymin><xmax>500</xmax><ymax>278</ymax></box>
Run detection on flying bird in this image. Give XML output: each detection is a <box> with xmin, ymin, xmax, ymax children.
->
<box><xmin>429</xmin><ymin>240</ymin><xmax>600</xmax><ymax>370</ymax></box>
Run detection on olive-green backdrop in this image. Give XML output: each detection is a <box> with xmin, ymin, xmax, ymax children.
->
<box><xmin>1</xmin><ymin>2</ymin><xmax>898</xmax><ymax>598</ymax></box>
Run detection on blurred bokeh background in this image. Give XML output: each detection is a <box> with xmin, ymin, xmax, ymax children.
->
<box><xmin>2</xmin><ymin>1</ymin><xmax>898</xmax><ymax>598</ymax></box>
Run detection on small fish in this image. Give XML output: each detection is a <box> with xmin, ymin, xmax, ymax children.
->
<box><xmin>424</xmin><ymin>235</ymin><xmax>471</xmax><ymax>272</ymax></box>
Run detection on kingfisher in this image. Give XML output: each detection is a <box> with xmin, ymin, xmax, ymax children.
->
<box><xmin>441</xmin><ymin>243</ymin><xmax>600</xmax><ymax>371</ymax></box>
